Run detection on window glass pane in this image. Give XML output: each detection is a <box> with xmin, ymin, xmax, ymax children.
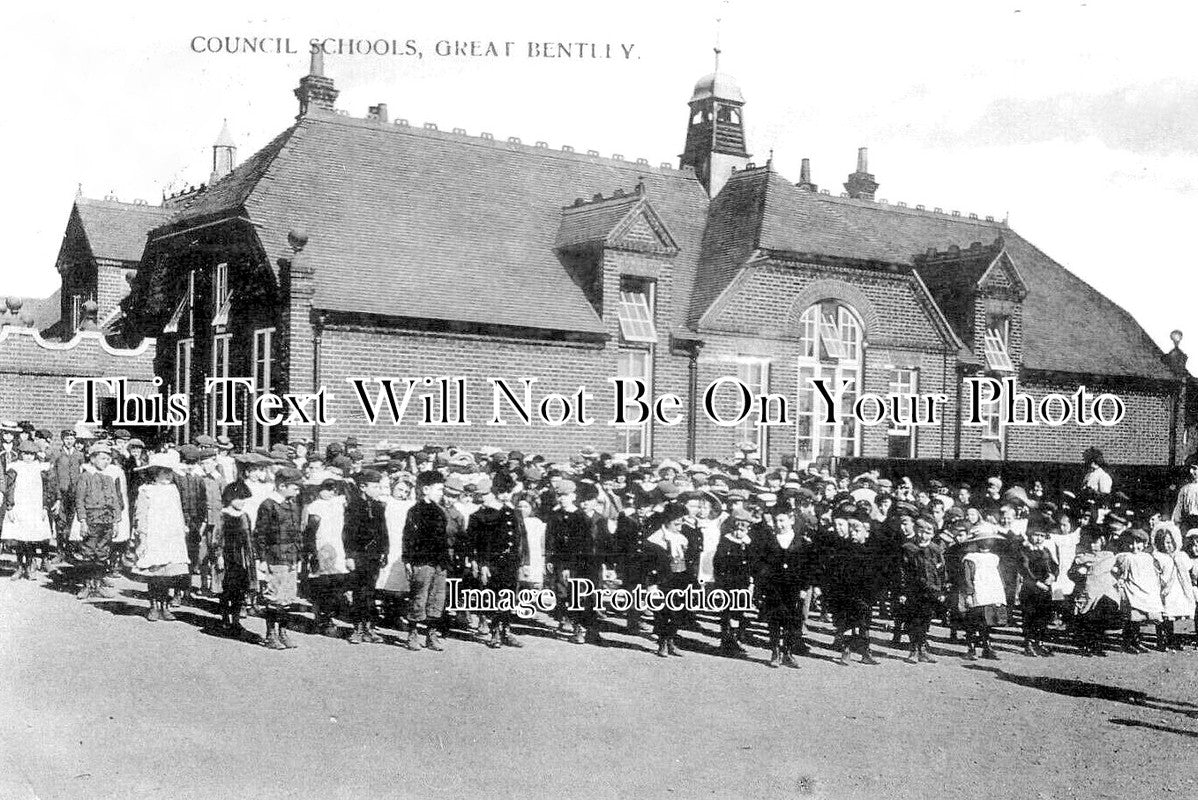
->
<box><xmin>617</xmin><ymin>282</ymin><xmax>657</xmax><ymax>343</ymax></box>
<box><xmin>799</xmin><ymin>306</ymin><xmax>818</xmax><ymax>359</ymax></box>
<box><xmin>615</xmin><ymin>349</ymin><xmax>650</xmax><ymax>455</ymax></box>
<box><xmin>983</xmin><ymin>329</ymin><xmax>1014</xmax><ymax>372</ymax></box>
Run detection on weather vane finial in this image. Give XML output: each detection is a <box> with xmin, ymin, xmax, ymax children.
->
<box><xmin>714</xmin><ymin>0</ymin><xmax>729</xmax><ymax>72</ymax></box>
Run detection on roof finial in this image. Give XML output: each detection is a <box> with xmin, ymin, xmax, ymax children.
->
<box><xmin>713</xmin><ymin>0</ymin><xmax>728</xmax><ymax>72</ymax></box>
<box><xmin>75</xmin><ymin>182</ymin><xmax>83</xmax><ymax>198</ymax></box>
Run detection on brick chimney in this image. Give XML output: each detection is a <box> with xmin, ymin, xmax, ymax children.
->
<box><xmin>294</xmin><ymin>50</ymin><xmax>339</xmax><ymax>117</ymax></box>
<box><xmin>844</xmin><ymin>147</ymin><xmax>879</xmax><ymax>200</ymax></box>
<box><xmin>796</xmin><ymin>157</ymin><xmax>817</xmax><ymax>192</ymax></box>
<box><xmin>368</xmin><ymin>103</ymin><xmax>389</xmax><ymax>123</ymax></box>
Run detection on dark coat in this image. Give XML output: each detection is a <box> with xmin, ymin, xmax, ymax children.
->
<box><xmin>51</xmin><ymin>447</ymin><xmax>84</xmax><ymax>495</ymax></box>
<box><xmin>344</xmin><ymin>484</ymin><xmax>388</xmax><ymax>563</ymax></box>
<box><xmin>74</xmin><ymin>469</ymin><xmax>124</xmax><ymax>526</ymax></box>
<box><xmin>900</xmin><ymin>541</ymin><xmax>946</xmax><ymax>598</ymax></box>
<box><xmin>713</xmin><ymin>533</ymin><xmax>755</xmax><ymax>590</ymax></box>
<box><xmin>403</xmin><ymin>500</ymin><xmax>450</xmax><ymax>568</ymax></box>
<box><xmin>254</xmin><ymin>496</ymin><xmax>303</xmax><ymax>566</ymax></box>
<box><xmin>546</xmin><ymin>507</ymin><xmax>598</xmax><ymax>576</ymax></box>
<box><xmin>220</xmin><ymin>509</ymin><xmax>256</xmax><ymax>592</ymax></box>
<box><xmin>612</xmin><ymin>514</ymin><xmax>644</xmax><ymax>584</ymax></box>
<box><xmin>473</xmin><ymin>503</ymin><xmax>527</xmax><ymax>589</ymax></box>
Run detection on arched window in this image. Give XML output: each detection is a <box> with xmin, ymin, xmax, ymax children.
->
<box><xmin>796</xmin><ymin>301</ymin><xmax>863</xmax><ymax>462</ymax></box>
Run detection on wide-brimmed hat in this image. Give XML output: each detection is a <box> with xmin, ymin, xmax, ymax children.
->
<box><xmin>1002</xmin><ymin>485</ymin><xmax>1038</xmax><ymax>510</ymax></box>
<box><xmin>136</xmin><ymin>451</ymin><xmax>182</xmax><ymax>472</ymax></box>
<box><xmin>966</xmin><ymin>523</ymin><xmax>1005</xmax><ymax>545</ymax></box>
<box><xmin>86</xmin><ymin>441</ymin><xmax>112</xmax><ymax>456</ymax></box>
<box><xmin>16</xmin><ymin>440</ymin><xmax>39</xmax><ymax>455</ymax></box>
<box><xmin>0</xmin><ymin>419</ymin><xmax>20</xmax><ymax>433</ymax></box>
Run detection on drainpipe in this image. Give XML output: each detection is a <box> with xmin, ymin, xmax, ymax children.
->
<box><xmin>940</xmin><ymin>348</ymin><xmax>948</xmax><ymax>463</ymax></box>
<box><xmin>313</xmin><ymin>311</ymin><xmax>325</xmax><ymax>454</ymax></box>
<box><xmin>686</xmin><ymin>341</ymin><xmax>703</xmax><ymax>461</ymax></box>
<box><xmin>953</xmin><ymin>363</ymin><xmax>964</xmax><ymax>460</ymax></box>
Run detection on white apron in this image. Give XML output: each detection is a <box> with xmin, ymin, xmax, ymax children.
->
<box><xmin>376</xmin><ymin>496</ymin><xmax>413</xmax><ymax>591</ymax></box>
<box><xmin>1156</xmin><ymin>552</ymin><xmax>1195</xmax><ymax>619</ymax></box>
<box><xmin>134</xmin><ymin>483</ymin><xmax>190</xmax><ymax>574</ymax></box>
<box><xmin>306</xmin><ymin>496</ymin><xmax>348</xmax><ymax>576</ymax></box>
<box><xmin>3</xmin><ymin>461</ymin><xmax>51</xmax><ymax>542</ymax></box>
<box><xmin>964</xmin><ymin>552</ymin><xmax>1006</xmax><ymax>606</ymax></box>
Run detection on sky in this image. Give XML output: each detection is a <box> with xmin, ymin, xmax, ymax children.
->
<box><xmin>3</xmin><ymin>0</ymin><xmax>1195</xmax><ymax>356</ymax></box>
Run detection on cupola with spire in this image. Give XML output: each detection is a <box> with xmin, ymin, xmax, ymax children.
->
<box><xmin>210</xmin><ymin>119</ymin><xmax>237</xmax><ymax>184</ymax></box>
<box><xmin>294</xmin><ymin>50</ymin><xmax>339</xmax><ymax>117</ymax></box>
<box><xmin>679</xmin><ymin>48</ymin><xmax>750</xmax><ymax>198</ymax></box>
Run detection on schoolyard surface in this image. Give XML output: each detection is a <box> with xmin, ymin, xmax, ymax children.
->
<box><xmin>2</xmin><ymin>570</ymin><xmax>1196</xmax><ymax>800</ymax></box>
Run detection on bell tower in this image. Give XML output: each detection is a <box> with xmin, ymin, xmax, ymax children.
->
<box><xmin>679</xmin><ymin>48</ymin><xmax>749</xmax><ymax>198</ymax></box>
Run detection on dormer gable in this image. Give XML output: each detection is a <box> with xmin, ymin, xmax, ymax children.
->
<box><xmin>556</xmin><ymin>184</ymin><xmax>679</xmax><ymax>256</ymax></box>
<box><xmin>976</xmin><ymin>247</ymin><xmax>1028</xmax><ymax>301</ymax></box>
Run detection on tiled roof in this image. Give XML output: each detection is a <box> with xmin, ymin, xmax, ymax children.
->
<box><xmin>167</xmin><ymin>126</ymin><xmax>299</xmax><ymax>223</ymax></box>
<box><xmin>73</xmin><ymin>198</ymin><xmax>171</xmax><ymax>263</ymax></box>
<box><xmin>694</xmin><ymin>168</ymin><xmax>1171</xmax><ymax>380</ymax></box>
<box><xmin>171</xmin><ymin>116</ymin><xmax>708</xmax><ymax>335</ymax></box>
<box><xmin>690</xmin><ymin>168</ymin><xmax>767</xmax><ymax>325</ymax></box>
<box><xmin>556</xmin><ymin>193</ymin><xmax>642</xmax><ymax>249</ymax></box>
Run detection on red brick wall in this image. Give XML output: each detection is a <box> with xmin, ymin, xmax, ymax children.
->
<box><xmin>314</xmin><ymin>325</ymin><xmax>618</xmax><ymax>460</ymax></box>
<box><xmin>96</xmin><ymin>263</ymin><xmax>133</xmax><ymax>322</ymax></box>
<box><xmin>0</xmin><ymin>327</ymin><xmax>156</xmax><ymax>433</ymax></box>
<box><xmin>1004</xmin><ymin>378</ymin><xmax>1176</xmax><ymax>465</ymax></box>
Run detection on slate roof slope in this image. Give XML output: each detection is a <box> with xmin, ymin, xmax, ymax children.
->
<box><xmin>174</xmin><ymin>114</ymin><xmax>709</xmax><ymax>335</ymax></box>
<box><xmin>168</xmin><ymin>126</ymin><xmax>299</xmax><ymax>223</ymax></box>
<box><xmin>556</xmin><ymin>194</ymin><xmax>642</xmax><ymax>249</ymax></box>
<box><xmin>694</xmin><ymin>170</ymin><xmax>1170</xmax><ymax>380</ymax></box>
<box><xmin>73</xmin><ymin>198</ymin><xmax>171</xmax><ymax>263</ymax></box>
<box><xmin>689</xmin><ymin>167</ymin><xmax>768</xmax><ymax>325</ymax></box>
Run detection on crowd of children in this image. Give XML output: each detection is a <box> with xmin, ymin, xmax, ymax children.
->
<box><xmin>4</xmin><ymin>416</ymin><xmax>1198</xmax><ymax>667</ymax></box>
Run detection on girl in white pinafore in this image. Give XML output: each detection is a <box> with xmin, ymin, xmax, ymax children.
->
<box><xmin>304</xmin><ymin>480</ymin><xmax>349</xmax><ymax>636</ymax></box>
<box><xmin>1152</xmin><ymin>524</ymin><xmax>1194</xmax><ymax>651</ymax></box>
<box><xmin>376</xmin><ymin>477</ymin><xmax>415</xmax><ymax>626</ymax></box>
<box><xmin>3</xmin><ymin>441</ymin><xmax>53</xmax><ymax>579</ymax></box>
<box><xmin>961</xmin><ymin>525</ymin><xmax>1008</xmax><ymax>661</ymax></box>
<box><xmin>133</xmin><ymin>457</ymin><xmax>191</xmax><ymax>622</ymax></box>
<box><xmin>1112</xmin><ymin>529</ymin><xmax>1163</xmax><ymax>654</ymax></box>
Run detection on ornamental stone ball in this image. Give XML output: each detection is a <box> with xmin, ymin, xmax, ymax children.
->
<box><xmin>5</xmin><ymin>297</ymin><xmax>23</xmax><ymax>313</ymax></box>
<box><xmin>288</xmin><ymin>229</ymin><xmax>309</xmax><ymax>252</ymax></box>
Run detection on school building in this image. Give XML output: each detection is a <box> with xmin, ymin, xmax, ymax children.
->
<box><xmin>105</xmin><ymin>54</ymin><xmax>1192</xmax><ymax>466</ymax></box>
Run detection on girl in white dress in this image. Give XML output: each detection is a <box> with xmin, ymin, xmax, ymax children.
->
<box><xmin>133</xmin><ymin>457</ymin><xmax>191</xmax><ymax>621</ymax></box>
<box><xmin>1152</xmin><ymin>524</ymin><xmax>1194</xmax><ymax>651</ymax></box>
<box><xmin>2</xmin><ymin>441</ymin><xmax>53</xmax><ymax>580</ymax></box>
<box><xmin>961</xmin><ymin>524</ymin><xmax>1008</xmax><ymax>661</ymax></box>
<box><xmin>1112</xmin><ymin>529</ymin><xmax>1163</xmax><ymax>654</ymax></box>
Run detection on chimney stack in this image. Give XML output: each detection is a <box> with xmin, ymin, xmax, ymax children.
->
<box><xmin>796</xmin><ymin>157</ymin><xmax>817</xmax><ymax>192</ymax></box>
<box><xmin>368</xmin><ymin>103</ymin><xmax>390</xmax><ymax>123</ymax></box>
<box><xmin>844</xmin><ymin>146</ymin><xmax>879</xmax><ymax>200</ymax></box>
<box><xmin>294</xmin><ymin>50</ymin><xmax>340</xmax><ymax>117</ymax></box>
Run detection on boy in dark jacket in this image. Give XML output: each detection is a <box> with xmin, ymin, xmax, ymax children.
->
<box><xmin>714</xmin><ymin>508</ymin><xmax>756</xmax><ymax>656</ymax></box>
<box><xmin>1019</xmin><ymin>525</ymin><xmax>1056</xmax><ymax>657</ymax></box>
<box><xmin>74</xmin><ymin>442</ymin><xmax>124</xmax><ymax>599</ymax></box>
<box><xmin>899</xmin><ymin>515</ymin><xmax>946</xmax><ymax>664</ymax></box>
<box><xmin>345</xmin><ymin>469</ymin><xmax>390</xmax><ymax>645</ymax></box>
<box><xmin>403</xmin><ymin>470</ymin><xmax>451</xmax><ymax>651</ymax></box>
<box><xmin>254</xmin><ymin>467</ymin><xmax>304</xmax><ymax>650</ymax></box>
